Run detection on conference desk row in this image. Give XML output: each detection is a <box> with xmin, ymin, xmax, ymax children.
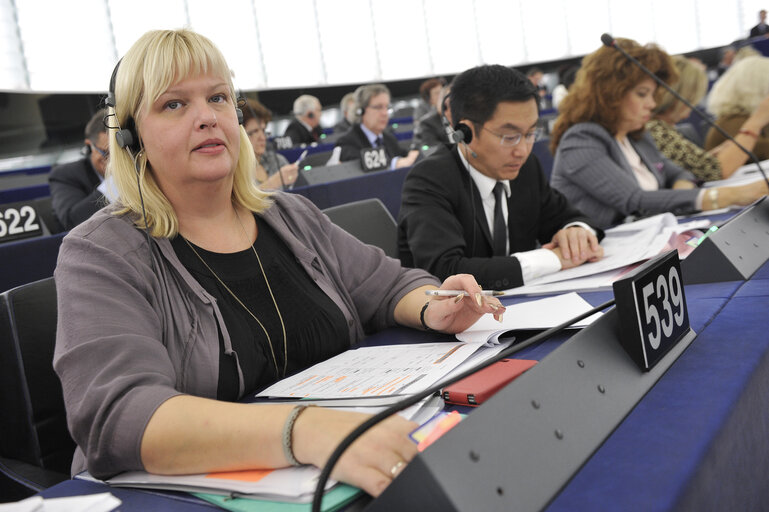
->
<box><xmin>36</xmin><ymin>256</ymin><xmax>769</xmax><ymax>511</ymax></box>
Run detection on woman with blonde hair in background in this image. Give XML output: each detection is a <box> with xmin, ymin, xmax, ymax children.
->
<box><xmin>704</xmin><ymin>55</ymin><xmax>769</xmax><ymax>161</ymax></box>
<box><xmin>648</xmin><ymin>55</ymin><xmax>769</xmax><ymax>181</ymax></box>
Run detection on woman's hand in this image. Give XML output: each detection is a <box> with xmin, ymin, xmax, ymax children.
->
<box><xmin>292</xmin><ymin>408</ymin><xmax>418</xmax><ymax>497</ymax></box>
<box><xmin>421</xmin><ymin>274</ymin><xmax>505</xmax><ymax>333</ymax></box>
<box><xmin>278</xmin><ymin>163</ymin><xmax>300</xmax><ymax>186</ymax></box>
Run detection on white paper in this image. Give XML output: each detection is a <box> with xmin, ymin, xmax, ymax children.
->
<box><xmin>257</xmin><ymin>342</ymin><xmax>487</xmax><ymax>400</ymax></box>
<box><xmin>455</xmin><ymin>293</ymin><xmax>602</xmax><ymax>344</ymax></box>
<box><xmin>520</xmin><ymin>213</ymin><xmax>677</xmax><ymax>288</ymax></box>
<box><xmin>0</xmin><ymin>494</ymin><xmax>121</xmax><ymax>512</ymax></box>
<box><xmin>79</xmin><ymin>466</ymin><xmax>330</xmax><ymax>503</ymax></box>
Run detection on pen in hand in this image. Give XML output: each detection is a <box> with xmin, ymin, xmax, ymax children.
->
<box><xmin>424</xmin><ymin>290</ymin><xmax>505</xmax><ymax>297</ymax></box>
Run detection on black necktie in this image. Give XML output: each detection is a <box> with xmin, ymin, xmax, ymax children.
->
<box><xmin>374</xmin><ymin>136</ymin><xmax>383</xmax><ymax>148</ymax></box>
<box><xmin>492</xmin><ymin>182</ymin><xmax>507</xmax><ymax>256</ymax></box>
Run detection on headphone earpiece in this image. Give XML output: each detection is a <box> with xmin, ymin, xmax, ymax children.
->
<box><xmin>82</xmin><ymin>144</ymin><xmax>91</xmax><ymax>157</ymax></box>
<box><xmin>355</xmin><ymin>106</ymin><xmax>364</xmax><ymax>117</ymax></box>
<box><xmin>236</xmin><ymin>107</ymin><xmax>244</xmax><ymax>125</ymax></box>
<box><xmin>107</xmin><ymin>59</ymin><xmax>141</xmax><ymax>155</ymax></box>
<box><xmin>453</xmin><ymin>123</ymin><xmax>473</xmax><ymax>144</ymax></box>
<box><xmin>306</xmin><ymin>110</ymin><xmax>314</xmax><ymax>119</ymax></box>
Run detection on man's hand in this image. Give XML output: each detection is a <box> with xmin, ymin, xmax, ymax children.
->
<box><xmin>542</xmin><ymin>226</ymin><xmax>603</xmax><ymax>270</ymax></box>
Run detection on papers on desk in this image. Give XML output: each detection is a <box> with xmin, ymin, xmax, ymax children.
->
<box><xmin>504</xmin><ymin>213</ymin><xmax>711</xmax><ymax>296</ymax></box>
<box><xmin>455</xmin><ymin>293</ymin><xmax>602</xmax><ymax>344</ymax></box>
<box><xmin>0</xmin><ymin>493</ymin><xmax>121</xmax><ymax>512</ymax></box>
<box><xmin>78</xmin><ymin>466</ymin><xmax>335</xmax><ymax>504</ymax></box>
<box><xmin>702</xmin><ymin>158</ymin><xmax>769</xmax><ymax>188</ymax></box>
<box><xmin>256</xmin><ymin>340</ymin><xmax>511</xmax><ymax>403</ymax></box>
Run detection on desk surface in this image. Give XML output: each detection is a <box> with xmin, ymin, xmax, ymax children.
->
<box><xmin>37</xmin><ymin>263</ymin><xmax>769</xmax><ymax>511</ymax></box>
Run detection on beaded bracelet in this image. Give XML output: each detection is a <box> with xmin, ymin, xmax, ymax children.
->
<box><xmin>420</xmin><ymin>301</ymin><xmax>433</xmax><ymax>331</ymax></box>
<box><xmin>282</xmin><ymin>404</ymin><xmax>313</xmax><ymax>466</ymax></box>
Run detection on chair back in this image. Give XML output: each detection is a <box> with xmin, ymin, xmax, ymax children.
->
<box><xmin>0</xmin><ymin>277</ymin><xmax>74</xmax><ymax>475</ymax></box>
<box><xmin>532</xmin><ymin>137</ymin><xmax>555</xmax><ymax>182</ymax></box>
<box><xmin>0</xmin><ymin>232</ymin><xmax>66</xmax><ymax>294</ymax></box>
<box><xmin>322</xmin><ymin>198</ymin><xmax>399</xmax><ymax>258</ymax></box>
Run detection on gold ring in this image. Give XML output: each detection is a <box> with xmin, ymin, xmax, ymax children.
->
<box><xmin>390</xmin><ymin>460</ymin><xmax>404</xmax><ymax>477</ymax></box>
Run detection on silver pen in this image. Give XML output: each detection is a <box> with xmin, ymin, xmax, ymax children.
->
<box><xmin>424</xmin><ymin>290</ymin><xmax>505</xmax><ymax>297</ymax></box>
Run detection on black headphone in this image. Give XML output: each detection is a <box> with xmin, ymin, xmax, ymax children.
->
<box><xmin>106</xmin><ymin>60</ymin><xmax>141</xmax><ymax>154</ymax></box>
<box><xmin>106</xmin><ymin>59</ymin><xmax>244</xmax><ymax>156</ymax></box>
<box><xmin>306</xmin><ymin>110</ymin><xmax>315</xmax><ymax>119</ymax></box>
<box><xmin>451</xmin><ymin>123</ymin><xmax>473</xmax><ymax>144</ymax></box>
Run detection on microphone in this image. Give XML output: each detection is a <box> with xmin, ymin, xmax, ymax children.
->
<box><xmin>310</xmin><ymin>297</ymin><xmax>616</xmax><ymax>512</ymax></box>
<box><xmin>600</xmin><ymin>33</ymin><xmax>769</xmax><ymax>190</ymax></box>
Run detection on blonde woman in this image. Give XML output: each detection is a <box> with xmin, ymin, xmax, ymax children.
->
<box><xmin>704</xmin><ymin>55</ymin><xmax>769</xmax><ymax>161</ymax></box>
<box><xmin>53</xmin><ymin>29</ymin><xmax>503</xmax><ymax>497</ymax></box>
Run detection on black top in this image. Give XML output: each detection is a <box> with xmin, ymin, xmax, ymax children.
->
<box><xmin>171</xmin><ymin>214</ymin><xmax>349</xmax><ymax>400</ymax></box>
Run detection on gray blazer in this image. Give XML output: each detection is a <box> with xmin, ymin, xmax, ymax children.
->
<box><xmin>53</xmin><ymin>192</ymin><xmax>438</xmax><ymax>478</ymax></box>
<box><xmin>551</xmin><ymin>122</ymin><xmax>700</xmax><ymax>228</ymax></box>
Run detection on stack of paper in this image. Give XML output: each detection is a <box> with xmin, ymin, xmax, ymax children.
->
<box><xmin>504</xmin><ymin>213</ymin><xmax>710</xmax><ymax>296</ymax></box>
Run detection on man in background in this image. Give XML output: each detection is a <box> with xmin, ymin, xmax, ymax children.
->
<box><xmin>283</xmin><ymin>94</ymin><xmax>323</xmax><ymax>144</ymax></box>
<box><xmin>335</xmin><ymin>84</ymin><xmax>419</xmax><ymax>169</ymax></box>
<box><xmin>48</xmin><ymin>108</ymin><xmax>108</xmax><ymax>230</ymax></box>
<box><xmin>333</xmin><ymin>92</ymin><xmax>356</xmax><ymax>134</ymax></box>
<box><xmin>750</xmin><ymin>9</ymin><xmax>769</xmax><ymax>38</ymax></box>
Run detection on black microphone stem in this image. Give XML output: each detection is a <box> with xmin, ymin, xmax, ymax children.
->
<box><xmin>601</xmin><ymin>33</ymin><xmax>769</xmax><ymax>190</ymax></box>
<box><xmin>310</xmin><ymin>298</ymin><xmax>616</xmax><ymax>512</ymax></box>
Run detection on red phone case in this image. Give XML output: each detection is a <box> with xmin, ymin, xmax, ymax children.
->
<box><xmin>442</xmin><ymin>358</ymin><xmax>537</xmax><ymax>406</ymax></box>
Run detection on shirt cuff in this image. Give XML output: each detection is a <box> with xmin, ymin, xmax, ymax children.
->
<box><xmin>513</xmin><ymin>248</ymin><xmax>562</xmax><ymax>284</ymax></box>
<box><xmin>390</xmin><ymin>157</ymin><xmax>399</xmax><ymax>170</ymax></box>
<box><xmin>563</xmin><ymin>221</ymin><xmax>596</xmax><ymax>236</ymax></box>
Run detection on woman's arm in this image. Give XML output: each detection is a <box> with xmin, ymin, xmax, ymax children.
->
<box><xmin>140</xmin><ymin>395</ymin><xmax>418</xmax><ymax>497</ymax></box>
<box><xmin>710</xmin><ymin>94</ymin><xmax>769</xmax><ymax>178</ymax></box>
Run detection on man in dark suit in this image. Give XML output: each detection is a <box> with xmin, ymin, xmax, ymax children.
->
<box><xmin>750</xmin><ymin>10</ymin><xmax>769</xmax><ymax>38</ymax></box>
<box><xmin>48</xmin><ymin>109</ymin><xmax>108</xmax><ymax>230</ymax></box>
<box><xmin>398</xmin><ymin>65</ymin><xmax>603</xmax><ymax>291</ymax></box>
<box><xmin>335</xmin><ymin>84</ymin><xmax>419</xmax><ymax>169</ymax></box>
<box><xmin>283</xmin><ymin>95</ymin><xmax>323</xmax><ymax>145</ymax></box>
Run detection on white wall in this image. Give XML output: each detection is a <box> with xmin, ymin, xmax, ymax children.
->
<box><xmin>1</xmin><ymin>0</ymin><xmax>764</xmax><ymax>92</ymax></box>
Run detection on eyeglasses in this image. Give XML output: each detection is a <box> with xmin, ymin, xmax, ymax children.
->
<box><xmin>482</xmin><ymin>126</ymin><xmax>543</xmax><ymax>146</ymax></box>
<box><xmin>91</xmin><ymin>144</ymin><xmax>109</xmax><ymax>159</ymax></box>
<box><xmin>368</xmin><ymin>104</ymin><xmax>393</xmax><ymax>113</ymax></box>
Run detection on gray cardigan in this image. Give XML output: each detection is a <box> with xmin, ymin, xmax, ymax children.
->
<box><xmin>53</xmin><ymin>192</ymin><xmax>438</xmax><ymax>478</ymax></box>
<box><xmin>551</xmin><ymin>122</ymin><xmax>700</xmax><ymax>228</ymax></box>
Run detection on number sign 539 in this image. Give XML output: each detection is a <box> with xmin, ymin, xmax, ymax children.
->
<box><xmin>614</xmin><ymin>250</ymin><xmax>692</xmax><ymax>371</ymax></box>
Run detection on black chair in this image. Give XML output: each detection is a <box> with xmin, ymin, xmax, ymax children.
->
<box><xmin>532</xmin><ymin>137</ymin><xmax>555</xmax><ymax>182</ymax></box>
<box><xmin>0</xmin><ymin>278</ymin><xmax>74</xmax><ymax>501</ymax></box>
<box><xmin>0</xmin><ymin>232</ymin><xmax>66</xmax><ymax>294</ymax></box>
<box><xmin>31</xmin><ymin>196</ymin><xmax>65</xmax><ymax>235</ymax></box>
<box><xmin>322</xmin><ymin>198</ymin><xmax>398</xmax><ymax>258</ymax></box>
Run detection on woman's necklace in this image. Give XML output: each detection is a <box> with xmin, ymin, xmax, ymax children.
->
<box><xmin>182</xmin><ymin>209</ymin><xmax>288</xmax><ymax>378</ymax></box>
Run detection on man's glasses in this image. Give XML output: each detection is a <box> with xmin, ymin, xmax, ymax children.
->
<box><xmin>482</xmin><ymin>126</ymin><xmax>543</xmax><ymax>147</ymax></box>
<box><xmin>91</xmin><ymin>144</ymin><xmax>109</xmax><ymax>159</ymax></box>
<box><xmin>368</xmin><ymin>104</ymin><xmax>393</xmax><ymax>113</ymax></box>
